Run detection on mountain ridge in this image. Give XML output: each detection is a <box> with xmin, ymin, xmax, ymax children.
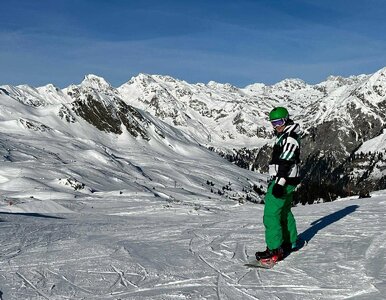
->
<box><xmin>2</xmin><ymin>67</ymin><xmax>386</xmax><ymax>203</ymax></box>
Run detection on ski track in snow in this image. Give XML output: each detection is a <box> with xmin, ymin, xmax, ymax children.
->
<box><xmin>0</xmin><ymin>195</ymin><xmax>385</xmax><ymax>299</ymax></box>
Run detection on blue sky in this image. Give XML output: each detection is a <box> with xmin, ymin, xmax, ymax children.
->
<box><xmin>1</xmin><ymin>0</ymin><xmax>386</xmax><ymax>87</ymax></box>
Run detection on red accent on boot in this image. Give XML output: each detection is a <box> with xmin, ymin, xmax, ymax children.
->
<box><xmin>260</xmin><ymin>248</ymin><xmax>284</xmax><ymax>264</ymax></box>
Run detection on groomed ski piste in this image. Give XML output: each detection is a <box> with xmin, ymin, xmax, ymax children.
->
<box><xmin>1</xmin><ymin>184</ymin><xmax>385</xmax><ymax>299</ymax></box>
<box><xmin>0</xmin><ymin>133</ymin><xmax>385</xmax><ymax>299</ymax></box>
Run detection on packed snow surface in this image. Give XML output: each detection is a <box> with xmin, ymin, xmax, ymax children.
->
<box><xmin>1</xmin><ymin>183</ymin><xmax>385</xmax><ymax>299</ymax></box>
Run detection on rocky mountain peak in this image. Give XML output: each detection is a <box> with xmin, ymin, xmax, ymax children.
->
<box><xmin>207</xmin><ymin>81</ymin><xmax>239</xmax><ymax>93</ymax></box>
<box><xmin>360</xmin><ymin>67</ymin><xmax>386</xmax><ymax>102</ymax></box>
<box><xmin>242</xmin><ymin>83</ymin><xmax>266</xmax><ymax>94</ymax></box>
<box><xmin>132</xmin><ymin>73</ymin><xmax>157</xmax><ymax>85</ymax></box>
<box><xmin>271</xmin><ymin>78</ymin><xmax>307</xmax><ymax>92</ymax></box>
<box><xmin>81</xmin><ymin>74</ymin><xmax>112</xmax><ymax>91</ymax></box>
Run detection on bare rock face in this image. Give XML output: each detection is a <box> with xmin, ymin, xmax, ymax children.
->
<box><xmin>66</xmin><ymin>76</ymin><xmax>150</xmax><ymax>140</ymax></box>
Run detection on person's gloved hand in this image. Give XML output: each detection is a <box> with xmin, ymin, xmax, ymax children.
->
<box><xmin>272</xmin><ymin>184</ymin><xmax>285</xmax><ymax>198</ymax></box>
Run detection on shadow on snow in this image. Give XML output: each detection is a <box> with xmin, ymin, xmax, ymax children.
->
<box><xmin>0</xmin><ymin>212</ymin><xmax>65</xmax><ymax>220</ymax></box>
<box><xmin>298</xmin><ymin>205</ymin><xmax>359</xmax><ymax>243</ymax></box>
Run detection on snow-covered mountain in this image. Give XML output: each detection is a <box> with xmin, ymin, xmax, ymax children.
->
<box><xmin>2</xmin><ymin>67</ymin><xmax>386</xmax><ymax>202</ymax></box>
<box><xmin>0</xmin><ymin>75</ymin><xmax>267</xmax><ymax>214</ymax></box>
<box><xmin>117</xmin><ymin>74</ymin><xmax>272</xmax><ymax>149</ymax></box>
<box><xmin>117</xmin><ymin>67</ymin><xmax>386</xmax><ymax>202</ymax></box>
<box><xmin>298</xmin><ymin>68</ymin><xmax>386</xmax><ymax>202</ymax></box>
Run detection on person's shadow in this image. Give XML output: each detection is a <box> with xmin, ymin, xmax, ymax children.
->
<box><xmin>298</xmin><ymin>205</ymin><xmax>359</xmax><ymax>244</ymax></box>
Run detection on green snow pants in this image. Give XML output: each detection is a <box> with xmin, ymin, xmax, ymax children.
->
<box><xmin>263</xmin><ymin>181</ymin><xmax>298</xmax><ymax>250</ymax></box>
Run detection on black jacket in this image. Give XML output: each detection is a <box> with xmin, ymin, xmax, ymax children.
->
<box><xmin>269</xmin><ymin>121</ymin><xmax>301</xmax><ymax>186</ymax></box>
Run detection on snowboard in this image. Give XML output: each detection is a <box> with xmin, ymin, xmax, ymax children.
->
<box><xmin>244</xmin><ymin>259</ymin><xmax>276</xmax><ymax>269</ymax></box>
<box><xmin>245</xmin><ymin>239</ymin><xmax>307</xmax><ymax>269</ymax></box>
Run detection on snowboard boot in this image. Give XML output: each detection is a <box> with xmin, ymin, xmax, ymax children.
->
<box><xmin>256</xmin><ymin>247</ymin><xmax>284</xmax><ymax>263</ymax></box>
<box><xmin>265</xmin><ymin>247</ymin><xmax>284</xmax><ymax>263</ymax></box>
<box><xmin>255</xmin><ymin>247</ymin><xmax>269</xmax><ymax>260</ymax></box>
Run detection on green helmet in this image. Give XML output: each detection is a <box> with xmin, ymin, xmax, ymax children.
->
<box><xmin>269</xmin><ymin>107</ymin><xmax>289</xmax><ymax>121</ymax></box>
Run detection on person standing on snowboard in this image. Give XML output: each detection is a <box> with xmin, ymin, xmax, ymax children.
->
<box><xmin>256</xmin><ymin>107</ymin><xmax>301</xmax><ymax>263</ymax></box>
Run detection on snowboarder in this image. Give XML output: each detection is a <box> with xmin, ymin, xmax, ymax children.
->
<box><xmin>256</xmin><ymin>107</ymin><xmax>301</xmax><ymax>263</ymax></box>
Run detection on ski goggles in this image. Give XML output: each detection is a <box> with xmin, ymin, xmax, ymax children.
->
<box><xmin>271</xmin><ymin>118</ymin><xmax>286</xmax><ymax>128</ymax></box>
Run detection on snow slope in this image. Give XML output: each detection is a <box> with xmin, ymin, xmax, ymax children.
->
<box><xmin>0</xmin><ymin>183</ymin><xmax>385</xmax><ymax>299</ymax></box>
